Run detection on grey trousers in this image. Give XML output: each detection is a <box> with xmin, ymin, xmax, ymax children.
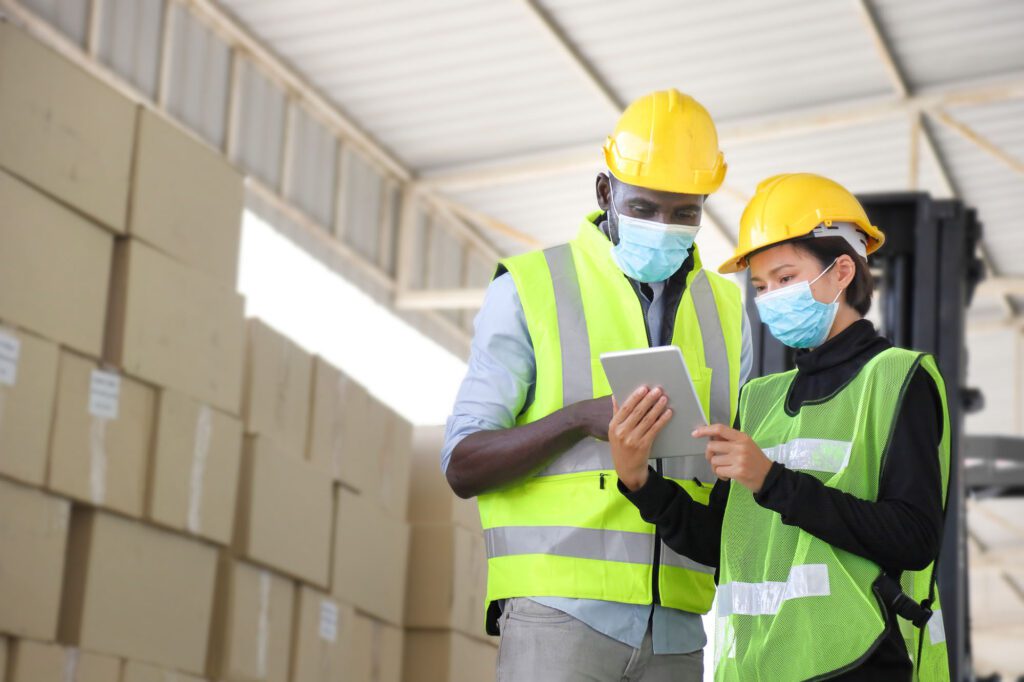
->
<box><xmin>496</xmin><ymin>598</ymin><xmax>704</xmax><ymax>682</ymax></box>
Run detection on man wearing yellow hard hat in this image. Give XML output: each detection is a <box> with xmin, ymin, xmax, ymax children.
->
<box><xmin>610</xmin><ymin>173</ymin><xmax>950</xmax><ymax>680</ymax></box>
<box><xmin>442</xmin><ymin>89</ymin><xmax>752</xmax><ymax>680</ymax></box>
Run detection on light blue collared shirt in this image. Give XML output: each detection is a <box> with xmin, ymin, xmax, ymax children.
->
<box><xmin>443</xmin><ymin>269</ymin><xmax>752</xmax><ymax>654</ymax></box>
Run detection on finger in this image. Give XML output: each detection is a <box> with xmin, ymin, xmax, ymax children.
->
<box><xmin>634</xmin><ymin>395</ymin><xmax>669</xmax><ymax>438</ymax></box>
<box><xmin>621</xmin><ymin>386</ymin><xmax>663</xmax><ymax>431</ymax></box>
<box><xmin>618</xmin><ymin>386</ymin><xmax>649</xmax><ymax>418</ymax></box>
<box><xmin>640</xmin><ymin>407</ymin><xmax>673</xmax><ymax>445</ymax></box>
<box><xmin>612</xmin><ymin>396</ymin><xmax>619</xmax><ymax>413</ymax></box>
<box><xmin>692</xmin><ymin>423</ymin><xmax>743</xmax><ymax>441</ymax></box>
<box><xmin>705</xmin><ymin>440</ymin><xmax>735</xmax><ymax>455</ymax></box>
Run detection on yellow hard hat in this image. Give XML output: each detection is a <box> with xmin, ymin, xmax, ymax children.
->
<box><xmin>719</xmin><ymin>173</ymin><xmax>885</xmax><ymax>274</ymax></box>
<box><xmin>603</xmin><ymin>89</ymin><xmax>726</xmax><ymax>195</ymax></box>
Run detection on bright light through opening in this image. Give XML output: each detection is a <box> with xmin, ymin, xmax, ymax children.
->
<box><xmin>237</xmin><ymin>210</ymin><xmax>468</xmax><ymax>426</ymax></box>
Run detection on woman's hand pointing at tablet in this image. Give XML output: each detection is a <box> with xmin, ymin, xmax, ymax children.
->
<box><xmin>610</xmin><ymin>386</ymin><xmax>673</xmax><ymax>491</ymax></box>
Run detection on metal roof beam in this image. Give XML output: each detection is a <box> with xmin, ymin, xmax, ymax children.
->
<box><xmin>418</xmin><ymin>72</ymin><xmax>1024</xmax><ymax>192</ymax></box>
<box><xmin>517</xmin><ymin>0</ymin><xmax>623</xmax><ymax>114</ymax></box>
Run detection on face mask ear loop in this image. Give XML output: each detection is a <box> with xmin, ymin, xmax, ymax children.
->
<box><xmin>810</xmin><ymin>258</ymin><xmax>846</xmax><ymax>306</ymax></box>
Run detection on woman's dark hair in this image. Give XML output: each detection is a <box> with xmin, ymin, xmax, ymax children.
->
<box><xmin>789</xmin><ymin>236</ymin><xmax>874</xmax><ymax>316</ymax></box>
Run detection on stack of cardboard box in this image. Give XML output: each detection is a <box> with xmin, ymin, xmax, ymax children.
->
<box><xmin>0</xmin><ymin>19</ymin><xmax>497</xmax><ymax>682</ymax></box>
<box><xmin>403</xmin><ymin>426</ymin><xmax>499</xmax><ymax>682</ymax></box>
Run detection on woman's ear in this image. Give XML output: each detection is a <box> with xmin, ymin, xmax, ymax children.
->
<box><xmin>833</xmin><ymin>254</ymin><xmax>857</xmax><ymax>290</ymax></box>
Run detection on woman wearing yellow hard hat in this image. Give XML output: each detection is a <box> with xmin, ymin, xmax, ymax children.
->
<box><xmin>608</xmin><ymin>173</ymin><xmax>951</xmax><ymax>681</ymax></box>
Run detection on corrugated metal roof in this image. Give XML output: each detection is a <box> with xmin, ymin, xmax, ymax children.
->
<box><xmin>873</xmin><ymin>0</ymin><xmax>1024</xmax><ymax>87</ymax></box>
<box><xmin>220</xmin><ymin>0</ymin><xmax>615</xmax><ymax>169</ymax></box>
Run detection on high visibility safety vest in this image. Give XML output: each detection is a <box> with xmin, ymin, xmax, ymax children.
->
<box><xmin>716</xmin><ymin>348</ymin><xmax>951</xmax><ymax>681</ymax></box>
<box><xmin>477</xmin><ymin>212</ymin><xmax>744</xmax><ymax>619</ymax></box>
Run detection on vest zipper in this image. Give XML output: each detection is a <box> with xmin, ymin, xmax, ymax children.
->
<box><xmin>599</xmin><ymin>473</ymin><xmax>607</xmax><ymax>489</ymax></box>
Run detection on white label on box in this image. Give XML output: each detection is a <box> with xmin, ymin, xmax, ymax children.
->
<box><xmin>0</xmin><ymin>330</ymin><xmax>20</xmax><ymax>386</ymax></box>
<box><xmin>89</xmin><ymin>369</ymin><xmax>121</xmax><ymax>419</ymax></box>
<box><xmin>319</xmin><ymin>599</ymin><xmax>339</xmax><ymax>642</ymax></box>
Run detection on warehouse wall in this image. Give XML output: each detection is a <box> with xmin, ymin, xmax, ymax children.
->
<box><xmin>966</xmin><ymin>327</ymin><xmax>1024</xmax><ymax>436</ymax></box>
<box><xmin>0</xmin><ymin>19</ymin><xmax>495</xmax><ymax>682</ymax></box>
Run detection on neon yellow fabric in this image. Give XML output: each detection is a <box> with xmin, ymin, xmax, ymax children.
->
<box><xmin>479</xmin><ymin>212</ymin><xmax>743</xmax><ymax>614</ymax></box>
<box><xmin>715</xmin><ymin>349</ymin><xmax>950</xmax><ymax>681</ymax></box>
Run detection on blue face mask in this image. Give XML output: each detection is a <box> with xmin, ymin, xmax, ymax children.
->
<box><xmin>754</xmin><ymin>260</ymin><xmax>842</xmax><ymax>349</ymax></box>
<box><xmin>609</xmin><ymin>203</ymin><xmax>700</xmax><ymax>283</ymax></box>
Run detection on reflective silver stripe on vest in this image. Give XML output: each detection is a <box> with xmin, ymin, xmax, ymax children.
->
<box><xmin>716</xmin><ymin>564</ymin><xmax>831</xmax><ymax>617</ymax></box>
<box><xmin>545</xmin><ymin>244</ymin><xmax>592</xmax><ymax>405</ymax></box>
<box><xmin>689</xmin><ymin>270</ymin><xmax>731</xmax><ymax>426</ymax></box>
<box><xmin>763</xmin><ymin>439</ymin><xmax>853</xmax><ymax>474</ymax></box>
<box><xmin>660</xmin><ymin>541</ymin><xmax>717</xmax><ymax>575</ymax></box>
<box><xmin>539</xmin><ymin>438</ymin><xmax>611</xmax><ymax>476</ymax></box>
<box><xmin>537</xmin><ymin>244</ymin><xmax>603</xmax><ymax>476</ymax></box>
<box><xmin>485</xmin><ymin>525</ymin><xmax>654</xmax><ymax>564</ymax></box>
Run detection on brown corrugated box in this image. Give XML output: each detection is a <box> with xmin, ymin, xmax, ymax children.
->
<box><xmin>402</xmin><ymin>631</ymin><xmax>497</xmax><ymax>682</ymax></box>
<box><xmin>105</xmin><ymin>238</ymin><xmax>245</xmax><ymax>415</ymax></box>
<box><xmin>290</xmin><ymin>586</ymin><xmax>355</xmax><ymax>682</ymax></box>
<box><xmin>351</xmin><ymin>614</ymin><xmax>403</xmax><ymax>682</ymax></box>
<box><xmin>408</xmin><ymin>425</ymin><xmax>480</xmax><ymax>530</ymax></box>
<box><xmin>243</xmin><ymin>320</ymin><xmax>313</xmax><ymax>457</ymax></box>
<box><xmin>0</xmin><ymin>478</ymin><xmax>69</xmax><ymax>641</ymax></box>
<box><xmin>306</xmin><ymin>358</ymin><xmax>374</xmax><ymax>491</ymax></box>
<box><xmin>234</xmin><ymin>437</ymin><xmax>333</xmax><ymax>588</ymax></box>
<box><xmin>129</xmin><ymin>108</ymin><xmax>243</xmax><ymax>286</ymax></box>
<box><xmin>48</xmin><ymin>349</ymin><xmax>154</xmax><ymax>517</ymax></box>
<box><xmin>332</xmin><ymin>488</ymin><xmax>409</xmax><ymax>626</ymax></box>
<box><xmin>59</xmin><ymin>509</ymin><xmax>218</xmax><ymax>676</ymax></box>
<box><xmin>0</xmin><ymin>325</ymin><xmax>59</xmax><ymax>486</ymax></box>
<box><xmin>405</xmin><ymin>524</ymin><xmax>488</xmax><ymax>639</ymax></box>
<box><xmin>0</xmin><ymin>170</ymin><xmax>113</xmax><ymax>357</ymax></box>
<box><xmin>208</xmin><ymin>557</ymin><xmax>294</xmax><ymax>682</ymax></box>
<box><xmin>147</xmin><ymin>388</ymin><xmax>243</xmax><ymax>546</ymax></box>
<box><xmin>374</xmin><ymin>405</ymin><xmax>413</xmax><ymax>521</ymax></box>
<box><xmin>0</xmin><ymin>22</ymin><xmax>135</xmax><ymax>232</ymax></box>
<box><xmin>6</xmin><ymin>640</ymin><xmax>120</xmax><ymax>682</ymax></box>
<box><xmin>123</xmin><ymin>660</ymin><xmax>208</xmax><ymax>682</ymax></box>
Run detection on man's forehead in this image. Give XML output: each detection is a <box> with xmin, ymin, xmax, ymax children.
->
<box><xmin>608</xmin><ymin>175</ymin><xmax>703</xmax><ymax>205</ymax></box>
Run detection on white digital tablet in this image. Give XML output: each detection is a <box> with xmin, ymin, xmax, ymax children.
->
<box><xmin>599</xmin><ymin>346</ymin><xmax>709</xmax><ymax>459</ymax></box>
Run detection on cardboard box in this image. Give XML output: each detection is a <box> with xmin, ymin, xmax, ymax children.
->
<box><xmin>105</xmin><ymin>238</ymin><xmax>245</xmax><ymax>415</ymax></box>
<box><xmin>374</xmin><ymin>406</ymin><xmax>413</xmax><ymax>521</ymax></box>
<box><xmin>0</xmin><ymin>22</ymin><xmax>135</xmax><ymax>232</ymax></box>
<box><xmin>290</xmin><ymin>586</ymin><xmax>355</xmax><ymax>682</ymax></box>
<box><xmin>123</xmin><ymin>660</ymin><xmax>208</xmax><ymax>682</ymax></box>
<box><xmin>59</xmin><ymin>509</ymin><xmax>218</xmax><ymax>675</ymax></box>
<box><xmin>332</xmin><ymin>489</ymin><xmax>409</xmax><ymax>626</ymax></box>
<box><xmin>306</xmin><ymin>358</ymin><xmax>373</xmax><ymax>491</ymax></box>
<box><xmin>0</xmin><ymin>326</ymin><xmax>59</xmax><ymax>486</ymax></box>
<box><xmin>0</xmin><ymin>478</ymin><xmax>69</xmax><ymax>640</ymax></box>
<box><xmin>402</xmin><ymin>631</ymin><xmax>497</xmax><ymax>682</ymax></box>
<box><xmin>208</xmin><ymin>557</ymin><xmax>294</xmax><ymax>682</ymax></box>
<box><xmin>351</xmin><ymin>614</ymin><xmax>403</xmax><ymax>682</ymax></box>
<box><xmin>0</xmin><ymin>170</ymin><xmax>113</xmax><ymax>356</ymax></box>
<box><xmin>130</xmin><ymin>108</ymin><xmax>243</xmax><ymax>285</ymax></box>
<box><xmin>408</xmin><ymin>425</ymin><xmax>480</xmax><ymax>530</ymax></box>
<box><xmin>148</xmin><ymin>388</ymin><xmax>243</xmax><ymax>545</ymax></box>
<box><xmin>234</xmin><ymin>437</ymin><xmax>333</xmax><ymax>587</ymax></box>
<box><xmin>6</xmin><ymin>640</ymin><xmax>120</xmax><ymax>682</ymax></box>
<box><xmin>405</xmin><ymin>524</ymin><xmax>488</xmax><ymax>639</ymax></box>
<box><xmin>48</xmin><ymin>349</ymin><xmax>154</xmax><ymax>517</ymax></box>
<box><xmin>243</xmin><ymin>320</ymin><xmax>312</xmax><ymax>457</ymax></box>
